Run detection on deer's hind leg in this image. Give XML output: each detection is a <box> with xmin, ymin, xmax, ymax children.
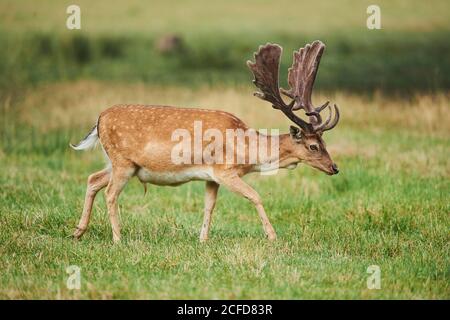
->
<box><xmin>74</xmin><ymin>168</ymin><xmax>111</xmax><ymax>239</ymax></box>
<box><xmin>105</xmin><ymin>162</ymin><xmax>135</xmax><ymax>243</ymax></box>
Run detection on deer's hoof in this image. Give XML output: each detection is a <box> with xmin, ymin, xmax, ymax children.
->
<box><xmin>73</xmin><ymin>227</ymin><xmax>86</xmax><ymax>240</ymax></box>
<box><xmin>267</xmin><ymin>233</ymin><xmax>277</xmax><ymax>241</ymax></box>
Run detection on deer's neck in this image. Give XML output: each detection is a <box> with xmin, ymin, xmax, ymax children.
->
<box><xmin>252</xmin><ymin>133</ymin><xmax>299</xmax><ymax>173</ymax></box>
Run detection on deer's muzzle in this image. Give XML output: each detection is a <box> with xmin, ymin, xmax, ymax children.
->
<box><xmin>331</xmin><ymin>163</ymin><xmax>339</xmax><ymax>175</ymax></box>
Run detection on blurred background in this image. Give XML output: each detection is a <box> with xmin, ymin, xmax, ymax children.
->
<box><xmin>0</xmin><ymin>1</ymin><xmax>448</xmax><ymax>299</ymax></box>
<box><xmin>1</xmin><ymin>0</ymin><xmax>449</xmax><ymax>92</ymax></box>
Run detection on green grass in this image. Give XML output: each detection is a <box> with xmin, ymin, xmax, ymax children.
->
<box><xmin>0</xmin><ymin>84</ymin><xmax>448</xmax><ymax>299</ymax></box>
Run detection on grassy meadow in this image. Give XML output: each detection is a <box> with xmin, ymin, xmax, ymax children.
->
<box><xmin>0</xmin><ymin>83</ymin><xmax>449</xmax><ymax>299</ymax></box>
<box><xmin>0</xmin><ymin>0</ymin><xmax>449</xmax><ymax>299</ymax></box>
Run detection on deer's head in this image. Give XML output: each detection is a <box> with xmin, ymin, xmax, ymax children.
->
<box><xmin>247</xmin><ymin>41</ymin><xmax>340</xmax><ymax>175</ymax></box>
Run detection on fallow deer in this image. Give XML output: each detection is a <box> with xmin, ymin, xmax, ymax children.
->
<box><xmin>70</xmin><ymin>40</ymin><xmax>340</xmax><ymax>243</ymax></box>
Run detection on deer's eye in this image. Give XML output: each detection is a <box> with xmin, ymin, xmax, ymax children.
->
<box><xmin>309</xmin><ymin>144</ymin><xmax>319</xmax><ymax>151</ymax></box>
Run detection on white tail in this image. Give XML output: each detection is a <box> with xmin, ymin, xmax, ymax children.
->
<box><xmin>70</xmin><ymin>123</ymin><xmax>99</xmax><ymax>151</ymax></box>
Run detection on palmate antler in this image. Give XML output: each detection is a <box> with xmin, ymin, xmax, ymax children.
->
<box><xmin>247</xmin><ymin>41</ymin><xmax>340</xmax><ymax>133</ymax></box>
<box><xmin>246</xmin><ymin>44</ymin><xmax>314</xmax><ymax>133</ymax></box>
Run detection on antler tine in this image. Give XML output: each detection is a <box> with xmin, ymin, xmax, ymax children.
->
<box><xmin>316</xmin><ymin>100</ymin><xmax>330</xmax><ymax>113</ymax></box>
<box><xmin>313</xmin><ymin>104</ymin><xmax>332</xmax><ymax>132</ymax></box>
<box><xmin>305</xmin><ymin>101</ymin><xmax>329</xmax><ymax>125</ymax></box>
<box><xmin>279</xmin><ymin>87</ymin><xmax>294</xmax><ymax>99</ymax></box>
<box><xmin>305</xmin><ymin>110</ymin><xmax>322</xmax><ymax>124</ymax></box>
<box><xmin>321</xmin><ymin>104</ymin><xmax>340</xmax><ymax>132</ymax></box>
<box><xmin>247</xmin><ymin>43</ymin><xmax>313</xmax><ymax>133</ymax></box>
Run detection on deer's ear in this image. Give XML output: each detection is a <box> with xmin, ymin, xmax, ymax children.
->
<box><xmin>289</xmin><ymin>126</ymin><xmax>302</xmax><ymax>141</ymax></box>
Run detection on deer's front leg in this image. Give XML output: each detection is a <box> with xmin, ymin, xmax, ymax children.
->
<box><xmin>200</xmin><ymin>181</ymin><xmax>219</xmax><ymax>242</ymax></box>
<box><xmin>216</xmin><ymin>174</ymin><xmax>276</xmax><ymax>241</ymax></box>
